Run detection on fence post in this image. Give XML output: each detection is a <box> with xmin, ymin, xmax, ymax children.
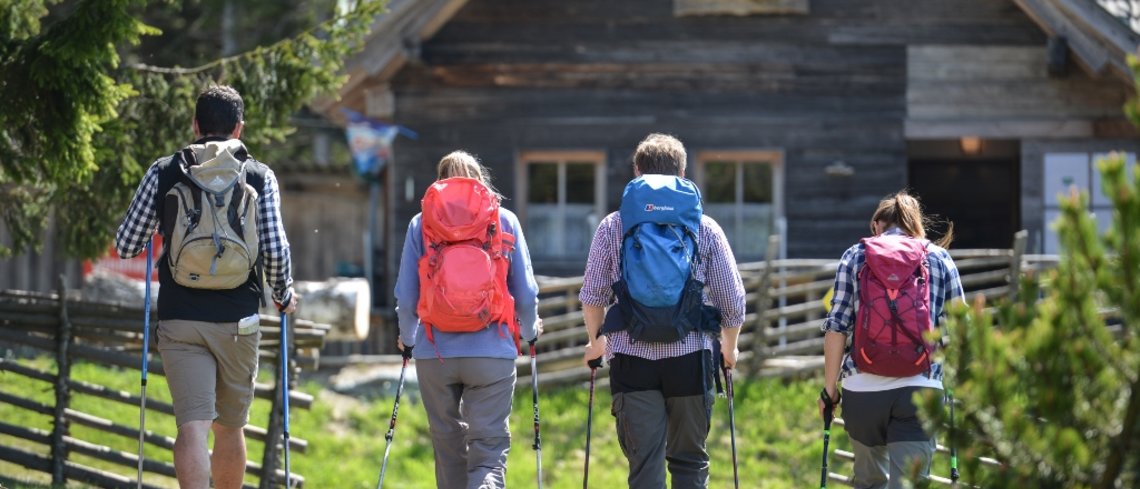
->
<box><xmin>1008</xmin><ymin>230</ymin><xmax>1028</xmax><ymax>301</ymax></box>
<box><xmin>260</xmin><ymin>329</ymin><xmax>284</xmax><ymax>489</ymax></box>
<box><xmin>51</xmin><ymin>275</ymin><xmax>73</xmax><ymax>485</ymax></box>
<box><xmin>747</xmin><ymin>235</ymin><xmax>780</xmax><ymax>378</ymax></box>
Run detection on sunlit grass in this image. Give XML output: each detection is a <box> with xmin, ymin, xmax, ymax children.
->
<box><xmin>1</xmin><ymin>358</ymin><xmax>966</xmax><ymax>488</ymax></box>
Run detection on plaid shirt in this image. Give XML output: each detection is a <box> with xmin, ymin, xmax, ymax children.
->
<box><xmin>580</xmin><ymin>212</ymin><xmax>746</xmax><ymax>361</ymax></box>
<box><xmin>115</xmin><ymin>155</ymin><xmax>294</xmax><ymax>302</ymax></box>
<box><xmin>821</xmin><ymin>227</ymin><xmax>965</xmax><ymax>381</ymax></box>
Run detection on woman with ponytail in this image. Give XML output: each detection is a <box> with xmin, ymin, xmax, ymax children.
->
<box><xmin>818</xmin><ymin>191</ymin><xmax>965</xmax><ymax>489</ymax></box>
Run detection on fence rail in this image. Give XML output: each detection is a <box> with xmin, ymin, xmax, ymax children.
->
<box><xmin>519</xmin><ymin>231</ymin><xmax>1056</xmax><ymax>386</ymax></box>
<box><xmin>0</xmin><ymin>283</ymin><xmax>329</xmax><ymax>488</ymax></box>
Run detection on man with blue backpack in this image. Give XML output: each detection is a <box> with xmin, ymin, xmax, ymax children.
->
<box><xmin>581</xmin><ymin>133</ymin><xmax>746</xmax><ymax>489</ymax></box>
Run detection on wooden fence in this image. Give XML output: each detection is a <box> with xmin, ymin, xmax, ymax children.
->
<box><xmin>0</xmin><ymin>284</ymin><xmax>329</xmax><ymax>489</ymax></box>
<box><xmin>519</xmin><ymin>231</ymin><xmax>1058</xmax><ymax>386</ymax></box>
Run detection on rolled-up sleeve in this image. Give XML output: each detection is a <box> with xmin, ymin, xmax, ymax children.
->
<box><xmin>822</xmin><ymin>245</ymin><xmax>860</xmax><ymax>335</ymax></box>
<box><xmin>701</xmin><ymin>218</ymin><xmax>745</xmax><ymax>329</ymax></box>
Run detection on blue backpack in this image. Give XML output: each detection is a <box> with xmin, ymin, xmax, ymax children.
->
<box><xmin>603</xmin><ymin>174</ymin><xmax>718</xmax><ymax>343</ymax></box>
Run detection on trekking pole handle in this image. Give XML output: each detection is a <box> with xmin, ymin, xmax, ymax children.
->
<box><xmin>819</xmin><ymin>388</ymin><xmax>839</xmax><ymax>426</ymax></box>
<box><xmin>587</xmin><ymin>357</ymin><xmax>603</xmax><ymax>369</ymax></box>
<box><xmin>400</xmin><ymin>345</ymin><xmax>413</xmax><ymax>360</ymax></box>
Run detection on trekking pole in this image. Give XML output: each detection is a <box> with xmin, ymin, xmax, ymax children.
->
<box><xmin>948</xmin><ymin>389</ymin><xmax>960</xmax><ymax>484</ymax></box>
<box><xmin>136</xmin><ymin>240</ymin><xmax>153</xmax><ymax>489</ymax></box>
<box><xmin>723</xmin><ymin>360</ymin><xmax>739</xmax><ymax>489</ymax></box>
<box><xmin>376</xmin><ymin>346</ymin><xmax>413</xmax><ymax>489</ymax></box>
<box><xmin>529</xmin><ymin>339</ymin><xmax>543</xmax><ymax>489</ymax></box>
<box><xmin>819</xmin><ymin>388</ymin><xmax>838</xmax><ymax>489</ymax></box>
<box><xmin>280</xmin><ymin>311</ymin><xmax>292</xmax><ymax>488</ymax></box>
<box><xmin>583</xmin><ymin>357</ymin><xmax>602</xmax><ymax>489</ymax></box>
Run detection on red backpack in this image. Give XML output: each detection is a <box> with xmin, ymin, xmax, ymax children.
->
<box><xmin>416</xmin><ymin>177</ymin><xmax>518</xmax><ymax>346</ymax></box>
<box><xmin>853</xmin><ymin>234</ymin><xmax>934</xmax><ymax>377</ymax></box>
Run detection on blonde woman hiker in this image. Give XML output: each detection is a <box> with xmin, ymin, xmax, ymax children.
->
<box><xmin>393</xmin><ymin>150</ymin><xmax>541</xmax><ymax>488</ymax></box>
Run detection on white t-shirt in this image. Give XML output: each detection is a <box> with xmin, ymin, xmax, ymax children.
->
<box><xmin>841</xmin><ymin>371</ymin><xmax>943</xmax><ymax>392</ymax></box>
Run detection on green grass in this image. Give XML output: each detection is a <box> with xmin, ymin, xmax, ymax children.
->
<box><xmin>5</xmin><ymin>358</ymin><xmax>958</xmax><ymax>488</ymax></box>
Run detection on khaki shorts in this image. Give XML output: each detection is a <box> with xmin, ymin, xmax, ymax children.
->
<box><xmin>157</xmin><ymin>318</ymin><xmax>261</xmax><ymax>427</ymax></box>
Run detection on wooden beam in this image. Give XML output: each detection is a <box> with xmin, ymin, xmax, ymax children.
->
<box><xmin>674</xmin><ymin>0</ymin><xmax>810</xmax><ymax>16</ymax></box>
<box><xmin>1048</xmin><ymin>0</ymin><xmax>1140</xmax><ymax>79</ymax></box>
<box><xmin>905</xmin><ymin>119</ymin><xmax>1094</xmax><ymax>138</ymax></box>
<box><xmin>1012</xmin><ymin>0</ymin><xmax>1135</xmax><ymax>82</ymax></box>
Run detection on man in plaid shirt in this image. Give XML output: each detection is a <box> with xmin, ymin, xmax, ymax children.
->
<box><xmin>580</xmin><ymin>133</ymin><xmax>745</xmax><ymax>489</ymax></box>
<box><xmin>115</xmin><ymin>85</ymin><xmax>295</xmax><ymax>489</ymax></box>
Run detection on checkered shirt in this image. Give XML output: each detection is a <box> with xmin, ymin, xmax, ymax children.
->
<box><xmin>114</xmin><ymin>157</ymin><xmax>294</xmax><ymax>301</ymax></box>
<box><xmin>579</xmin><ymin>211</ymin><xmax>746</xmax><ymax>361</ymax></box>
<box><xmin>820</xmin><ymin>228</ymin><xmax>965</xmax><ymax>381</ymax></box>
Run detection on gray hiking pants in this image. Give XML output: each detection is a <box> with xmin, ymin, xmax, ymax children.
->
<box><xmin>416</xmin><ymin>357</ymin><xmax>516</xmax><ymax>489</ymax></box>
<box><xmin>842</xmin><ymin>387</ymin><xmax>940</xmax><ymax>489</ymax></box>
<box><xmin>609</xmin><ymin>351</ymin><xmax>716</xmax><ymax>489</ymax></box>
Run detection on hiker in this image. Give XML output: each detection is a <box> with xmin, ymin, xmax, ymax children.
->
<box><xmin>393</xmin><ymin>150</ymin><xmax>541</xmax><ymax>489</ymax></box>
<box><xmin>819</xmin><ymin>191</ymin><xmax>965</xmax><ymax>489</ymax></box>
<box><xmin>115</xmin><ymin>85</ymin><xmax>296</xmax><ymax>489</ymax></box>
<box><xmin>580</xmin><ymin>133</ymin><xmax>746</xmax><ymax>489</ymax></box>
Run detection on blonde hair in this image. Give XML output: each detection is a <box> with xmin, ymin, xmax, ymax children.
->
<box><xmin>870</xmin><ymin>191</ymin><xmax>954</xmax><ymax>248</ymax></box>
<box><xmin>435</xmin><ymin>150</ymin><xmax>501</xmax><ymax>196</ymax></box>
<box><xmin>633</xmin><ymin>133</ymin><xmax>687</xmax><ymax>176</ymax></box>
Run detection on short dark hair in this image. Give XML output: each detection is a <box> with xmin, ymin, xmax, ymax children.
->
<box><xmin>633</xmin><ymin>133</ymin><xmax>687</xmax><ymax>176</ymax></box>
<box><xmin>195</xmin><ymin>85</ymin><xmax>244</xmax><ymax>136</ymax></box>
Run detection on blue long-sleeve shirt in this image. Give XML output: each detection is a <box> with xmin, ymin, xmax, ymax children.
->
<box><xmin>394</xmin><ymin>208</ymin><xmax>540</xmax><ymax>360</ymax></box>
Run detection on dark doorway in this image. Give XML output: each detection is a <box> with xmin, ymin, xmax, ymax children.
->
<box><xmin>908</xmin><ymin>140</ymin><xmax>1020</xmax><ymax>250</ymax></box>
<box><xmin>908</xmin><ymin>159</ymin><xmax>1019</xmax><ymax>249</ymax></box>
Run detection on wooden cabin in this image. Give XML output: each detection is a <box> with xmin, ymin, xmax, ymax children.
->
<box><xmin>4</xmin><ymin>0</ymin><xmax>1137</xmax><ymax>306</ymax></box>
<box><xmin>317</xmin><ymin>0</ymin><xmax>1140</xmax><ymax>304</ymax></box>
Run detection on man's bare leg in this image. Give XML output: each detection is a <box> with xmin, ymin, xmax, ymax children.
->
<box><xmin>211</xmin><ymin>422</ymin><xmax>248</xmax><ymax>489</ymax></box>
<box><xmin>173</xmin><ymin>420</ymin><xmax>212</xmax><ymax>489</ymax></box>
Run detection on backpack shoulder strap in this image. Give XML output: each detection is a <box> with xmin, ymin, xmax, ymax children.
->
<box><xmin>174</xmin><ymin>148</ymin><xmax>205</xmax><ymax>219</ymax></box>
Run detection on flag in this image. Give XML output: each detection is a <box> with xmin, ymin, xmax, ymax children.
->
<box><xmin>342</xmin><ymin>108</ymin><xmax>417</xmax><ymax>181</ymax></box>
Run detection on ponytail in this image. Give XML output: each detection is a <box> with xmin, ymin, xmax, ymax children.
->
<box><xmin>870</xmin><ymin>191</ymin><xmax>954</xmax><ymax>248</ymax></box>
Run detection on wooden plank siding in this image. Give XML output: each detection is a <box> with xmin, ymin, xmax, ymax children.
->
<box><xmin>382</xmin><ymin>0</ymin><xmax>1050</xmax><ymax>275</ymax></box>
<box><xmin>0</xmin><ymin>218</ymin><xmax>83</xmax><ymax>293</ymax></box>
<box><xmin>906</xmin><ymin>45</ymin><xmax>1133</xmax><ymax>138</ymax></box>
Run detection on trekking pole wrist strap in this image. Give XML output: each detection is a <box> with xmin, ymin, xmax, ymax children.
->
<box><xmin>820</xmin><ymin>387</ymin><xmax>840</xmax><ymax>409</ymax></box>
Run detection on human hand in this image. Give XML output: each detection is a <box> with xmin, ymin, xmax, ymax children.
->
<box><xmin>397</xmin><ymin>338</ymin><xmax>413</xmax><ymax>359</ymax></box>
<box><xmin>583</xmin><ymin>336</ymin><xmax>607</xmax><ymax>368</ymax></box>
<box><xmin>720</xmin><ymin>341</ymin><xmax>739</xmax><ymax>370</ymax></box>
<box><xmin>274</xmin><ymin>288</ymin><xmax>297</xmax><ymax>314</ymax></box>
<box><xmin>818</xmin><ymin>386</ymin><xmax>840</xmax><ymax>421</ymax></box>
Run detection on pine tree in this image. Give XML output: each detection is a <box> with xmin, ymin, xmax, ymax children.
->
<box><xmin>917</xmin><ymin>58</ymin><xmax>1140</xmax><ymax>489</ymax></box>
<box><xmin>0</xmin><ymin>0</ymin><xmax>387</xmax><ymax>258</ymax></box>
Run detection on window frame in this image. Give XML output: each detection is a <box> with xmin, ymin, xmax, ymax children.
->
<box><xmin>515</xmin><ymin>150</ymin><xmax>607</xmax><ymax>260</ymax></box>
<box><xmin>693</xmin><ymin>149</ymin><xmax>786</xmax><ymax>260</ymax></box>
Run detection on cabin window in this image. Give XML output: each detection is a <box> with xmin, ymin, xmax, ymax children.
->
<box><xmin>694</xmin><ymin>150</ymin><xmax>784</xmax><ymax>261</ymax></box>
<box><xmin>1042</xmin><ymin>152</ymin><xmax>1137</xmax><ymax>254</ymax></box>
<box><xmin>517</xmin><ymin>151</ymin><xmax>606</xmax><ymax>263</ymax></box>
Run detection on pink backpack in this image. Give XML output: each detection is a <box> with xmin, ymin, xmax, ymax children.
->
<box><xmin>853</xmin><ymin>234</ymin><xmax>934</xmax><ymax>377</ymax></box>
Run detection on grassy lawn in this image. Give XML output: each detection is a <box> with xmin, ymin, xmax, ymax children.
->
<box><xmin>0</xmin><ymin>357</ymin><xmax>951</xmax><ymax>488</ymax></box>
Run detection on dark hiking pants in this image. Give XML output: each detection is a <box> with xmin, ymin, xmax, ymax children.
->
<box><xmin>609</xmin><ymin>351</ymin><xmax>716</xmax><ymax>489</ymax></box>
<box><xmin>842</xmin><ymin>387</ymin><xmax>941</xmax><ymax>489</ymax></box>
